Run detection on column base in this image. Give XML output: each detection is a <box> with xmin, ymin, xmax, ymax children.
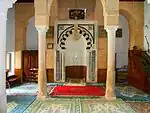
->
<box><xmin>37</xmin><ymin>93</ymin><xmax>48</xmax><ymax>101</ymax></box>
<box><xmin>105</xmin><ymin>89</ymin><xmax>116</xmax><ymax>100</ymax></box>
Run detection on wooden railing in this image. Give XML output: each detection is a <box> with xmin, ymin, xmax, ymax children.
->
<box><xmin>128</xmin><ymin>47</ymin><xmax>150</xmax><ymax>93</ymax></box>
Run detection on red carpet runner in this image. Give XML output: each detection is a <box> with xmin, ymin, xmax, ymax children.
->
<box><xmin>50</xmin><ymin>86</ymin><xmax>105</xmax><ymax>97</ymax></box>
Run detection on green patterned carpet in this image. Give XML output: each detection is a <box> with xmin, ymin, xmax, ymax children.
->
<box><xmin>6</xmin><ymin>83</ymin><xmax>150</xmax><ymax>101</ymax></box>
<box><xmin>6</xmin><ymin>83</ymin><xmax>150</xmax><ymax>113</ymax></box>
<box><xmin>6</xmin><ymin>83</ymin><xmax>62</xmax><ymax>95</ymax></box>
<box><xmin>24</xmin><ymin>98</ymin><xmax>136</xmax><ymax>113</ymax></box>
<box><xmin>7</xmin><ymin>95</ymin><xmax>36</xmax><ymax>113</ymax></box>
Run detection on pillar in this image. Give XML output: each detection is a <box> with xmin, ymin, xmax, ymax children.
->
<box><xmin>0</xmin><ymin>0</ymin><xmax>12</xmax><ymax>112</ymax></box>
<box><xmin>105</xmin><ymin>26</ymin><xmax>118</xmax><ymax>100</ymax></box>
<box><xmin>0</xmin><ymin>12</ymin><xmax>7</xmax><ymax>113</ymax></box>
<box><xmin>36</xmin><ymin>26</ymin><xmax>48</xmax><ymax>100</ymax></box>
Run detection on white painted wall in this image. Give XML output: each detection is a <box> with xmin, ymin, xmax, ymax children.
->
<box><xmin>0</xmin><ymin>1</ymin><xmax>8</xmax><ymax>112</ymax></box>
<box><xmin>6</xmin><ymin>8</ymin><xmax>15</xmax><ymax>75</ymax></box>
<box><xmin>144</xmin><ymin>1</ymin><xmax>150</xmax><ymax>54</ymax></box>
<box><xmin>65</xmin><ymin>35</ymin><xmax>87</xmax><ymax>66</ymax></box>
<box><xmin>26</xmin><ymin>16</ymin><xmax>38</xmax><ymax>50</ymax></box>
<box><xmin>115</xmin><ymin>14</ymin><xmax>129</xmax><ymax>68</ymax></box>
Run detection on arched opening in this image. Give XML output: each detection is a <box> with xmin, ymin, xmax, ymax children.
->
<box><xmin>119</xmin><ymin>9</ymin><xmax>136</xmax><ymax>50</ymax></box>
<box><xmin>22</xmin><ymin>16</ymin><xmax>38</xmax><ymax>82</ymax></box>
<box><xmin>116</xmin><ymin>14</ymin><xmax>129</xmax><ymax>84</ymax></box>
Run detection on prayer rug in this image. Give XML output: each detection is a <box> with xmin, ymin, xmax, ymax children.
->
<box><xmin>6</xmin><ymin>83</ymin><xmax>59</xmax><ymax>96</ymax></box>
<box><xmin>6</xmin><ymin>83</ymin><xmax>38</xmax><ymax>95</ymax></box>
<box><xmin>82</xmin><ymin>98</ymin><xmax>136</xmax><ymax>113</ymax></box>
<box><xmin>64</xmin><ymin>78</ymin><xmax>86</xmax><ymax>86</ymax></box>
<box><xmin>116</xmin><ymin>86</ymin><xmax>150</xmax><ymax>101</ymax></box>
<box><xmin>24</xmin><ymin>98</ymin><xmax>136</xmax><ymax>113</ymax></box>
<box><xmin>23</xmin><ymin>98</ymin><xmax>75</xmax><ymax>113</ymax></box>
<box><xmin>50</xmin><ymin>86</ymin><xmax>105</xmax><ymax>97</ymax></box>
<box><xmin>7</xmin><ymin>95</ymin><xmax>36</xmax><ymax>113</ymax></box>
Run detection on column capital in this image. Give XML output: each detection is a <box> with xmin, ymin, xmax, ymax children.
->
<box><xmin>36</xmin><ymin>25</ymin><xmax>49</xmax><ymax>35</ymax></box>
<box><xmin>105</xmin><ymin>25</ymin><xmax>118</xmax><ymax>32</ymax></box>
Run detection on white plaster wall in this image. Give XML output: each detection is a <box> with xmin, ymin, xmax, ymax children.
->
<box><xmin>26</xmin><ymin>16</ymin><xmax>38</xmax><ymax>50</ymax></box>
<box><xmin>6</xmin><ymin>8</ymin><xmax>15</xmax><ymax>75</ymax></box>
<box><xmin>115</xmin><ymin>14</ymin><xmax>129</xmax><ymax>68</ymax></box>
<box><xmin>144</xmin><ymin>1</ymin><xmax>150</xmax><ymax>53</ymax></box>
<box><xmin>65</xmin><ymin>35</ymin><xmax>87</xmax><ymax>66</ymax></box>
<box><xmin>0</xmin><ymin>1</ymin><xmax>7</xmax><ymax>112</ymax></box>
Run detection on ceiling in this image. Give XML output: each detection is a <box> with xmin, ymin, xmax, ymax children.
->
<box><xmin>16</xmin><ymin>0</ymin><xmax>145</xmax><ymax>3</ymax></box>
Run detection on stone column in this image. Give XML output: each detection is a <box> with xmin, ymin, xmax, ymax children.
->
<box><xmin>36</xmin><ymin>26</ymin><xmax>48</xmax><ymax>100</ymax></box>
<box><xmin>105</xmin><ymin>26</ymin><xmax>118</xmax><ymax>100</ymax></box>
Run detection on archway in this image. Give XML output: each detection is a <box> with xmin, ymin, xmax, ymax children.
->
<box><xmin>119</xmin><ymin>9</ymin><xmax>136</xmax><ymax>50</ymax></box>
<box><xmin>115</xmin><ymin>14</ymin><xmax>129</xmax><ymax>84</ymax></box>
<box><xmin>22</xmin><ymin>16</ymin><xmax>38</xmax><ymax>82</ymax></box>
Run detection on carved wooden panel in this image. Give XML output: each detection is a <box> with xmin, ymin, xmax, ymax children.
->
<box><xmin>47</xmin><ymin>69</ymin><xmax>54</xmax><ymax>82</ymax></box>
<box><xmin>65</xmin><ymin>66</ymin><xmax>87</xmax><ymax>80</ymax></box>
<box><xmin>22</xmin><ymin>50</ymin><xmax>38</xmax><ymax>82</ymax></box>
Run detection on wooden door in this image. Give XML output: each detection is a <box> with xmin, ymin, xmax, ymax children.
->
<box><xmin>23</xmin><ymin>50</ymin><xmax>38</xmax><ymax>81</ymax></box>
<box><xmin>30</xmin><ymin>50</ymin><xmax>38</xmax><ymax>68</ymax></box>
<box><xmin>23</xmin><ymin>50</ymin><xmax>30</xmax><ymax>81</ymax></box>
